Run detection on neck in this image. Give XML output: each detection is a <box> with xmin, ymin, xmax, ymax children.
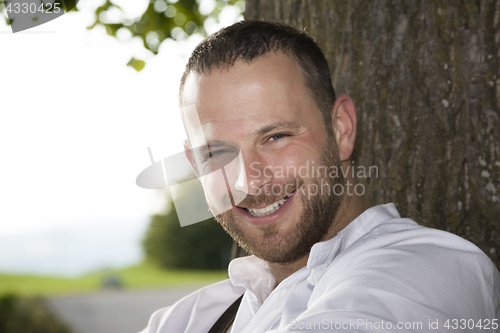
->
<box><xmin>268</xmin><ymin>254</ymin><xmax>309</xmax><ymax>286</ymax></box>
<box><xmin>267</xmin><ymin>181</ymin><xmax>369</xmax><ymax>286</ymax></box>
<box><xmin>321</xmin><ymin>185</ymin><xmax>369</xmax><ymax>241</ymax></box>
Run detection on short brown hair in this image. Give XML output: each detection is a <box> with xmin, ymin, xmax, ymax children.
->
<box><xmin>179</xmin><ymin>20</ymin><xmax>336</xmax><ymax>126</ymax></box>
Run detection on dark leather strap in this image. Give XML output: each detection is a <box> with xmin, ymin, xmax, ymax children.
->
<box><xmin>208</xmin><ymin>295</ymin><xmax>244</xmax><ymax>333</ymax></box>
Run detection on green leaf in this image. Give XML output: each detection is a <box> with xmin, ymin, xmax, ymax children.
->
<box><xmin>127</xmin><ymin>57</ymin><xmax>146</xmax><ymax>72</ymax></box>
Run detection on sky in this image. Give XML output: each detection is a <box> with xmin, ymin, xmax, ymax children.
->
<box><xmin>0</xmin><ymin>0</ymin><xmax>242</xmax><ymax>276</ymax></box>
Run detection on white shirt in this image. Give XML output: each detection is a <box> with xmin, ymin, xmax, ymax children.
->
<box><xmin>140</xmin><ymin>204</ymin><xmax>500</xmax><ymax>333</ymax></box>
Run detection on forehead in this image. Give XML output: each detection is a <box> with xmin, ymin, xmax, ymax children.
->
<box><xmin>180</xmin><ymin>52</ymin><xmax>320</xmax><ymax>146</ymax></box>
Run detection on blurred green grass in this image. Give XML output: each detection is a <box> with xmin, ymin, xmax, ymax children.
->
<box><xmin>0</xmin><ymin>262</ymin><xmax>228</xmax><ymax>296</ymax></box>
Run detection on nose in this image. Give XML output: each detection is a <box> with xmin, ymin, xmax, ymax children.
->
<box><xmin>234</xmin><ymin>151</ymin><xmax>272</xmax><ymax>196</ymax></box>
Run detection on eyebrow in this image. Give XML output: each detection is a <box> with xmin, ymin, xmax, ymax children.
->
<box><xmin>254</xmin><ymin>121</ymin><xmax>301</xmax><ymax>137</ymax></box>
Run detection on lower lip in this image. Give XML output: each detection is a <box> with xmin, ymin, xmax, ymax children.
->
<box><xmin>234</xmin><ymin>191</ymin><xmax>296</xmax><ymax>226</ymax></box>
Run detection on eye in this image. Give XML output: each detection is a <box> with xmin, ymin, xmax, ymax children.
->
<box><xmin>268</xmin><ymin>133</ymin><xmax>289</xmax><ymax>141</ymax></box>
<box><xmin>204</xmin><ymin>149</ymin><xmax>227</xmax><ymax>161</ymax></box>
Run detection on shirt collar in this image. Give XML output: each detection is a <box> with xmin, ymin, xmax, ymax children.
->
<box><xmin>228</xmin><ymin>255</ymin><xmax>276</xmax><ymax>305</ymax></box>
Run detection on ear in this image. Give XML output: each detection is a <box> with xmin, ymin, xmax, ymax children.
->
<box><xmin>183</xmin><ymin>139</ymin><xmax>199</xmax><ymax>177</ymax></box>
<box><xmin>331</xmin><ymin>95</ymin><xmax>357</xmax><ymax>162</ymax></box>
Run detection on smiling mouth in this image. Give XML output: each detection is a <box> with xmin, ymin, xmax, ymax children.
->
<box><xmin>242</xmin><ymin>192</ymin><xmax>294</xmax><ymax>217</ymax></box>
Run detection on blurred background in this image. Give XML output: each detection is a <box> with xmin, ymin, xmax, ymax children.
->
<box><xmin>0</xmin><ymin>0</ymin><xmax>243</xmax><ymax>332</ymax></box>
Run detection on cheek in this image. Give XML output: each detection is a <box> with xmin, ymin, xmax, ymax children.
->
<box><xmin>202</xmin><ymin>175</ymin><xmax>224</xmax><ymax>194</ymax></box>
<box><xmin>268</xmin><ymin>147</ymin><xmax>319</xmax><ymax>180</ymax></box>
<box><xmin>200</xmin><ymin>173</ymin><xmax>232</xmax><ymax>214</ymax></box>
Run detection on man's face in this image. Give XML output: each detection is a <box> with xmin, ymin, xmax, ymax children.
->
<box><xmin>181</xmin><ymin>52</ymin><xmax>343</xmax><ymax>263</ymax></box>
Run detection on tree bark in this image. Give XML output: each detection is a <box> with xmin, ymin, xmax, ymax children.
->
<box><xmin>244</xmin><ymin>0</ymin><xmax>500</xmax><ymax>268</ymax></box>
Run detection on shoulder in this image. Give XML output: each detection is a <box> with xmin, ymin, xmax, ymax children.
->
<box><xmin>315</xmin><ymin>220</ymin><xmax>500</xmax><ymax>320</ymax></box>
<box><xmin>140</xmin><ymin>279</ymin><xmax>245</xmax><ymax>333</ymax></box>
<box><xmin>338</xmin><ymin>206</ymin><xmax>492</xmax><ymax>267</ymax></box>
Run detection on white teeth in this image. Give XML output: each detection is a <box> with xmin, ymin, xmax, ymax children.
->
<box><xmin>246</xmin><ymin>193</ymin><xmax>293</xmax><ymax>217</ymax></box>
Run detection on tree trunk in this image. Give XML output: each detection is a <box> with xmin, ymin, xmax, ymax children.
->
<box><xmin>244</xmin><ymin>0</ymin><xmax>500</xmax><ymax>268</ymax></box>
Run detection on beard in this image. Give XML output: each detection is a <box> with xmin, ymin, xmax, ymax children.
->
<box><xmin>209</xmin><ymin>134</ymin><xmax>345</xmax><ymax>264</ymax></box>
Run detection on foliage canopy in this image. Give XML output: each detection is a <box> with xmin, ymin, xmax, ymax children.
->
<box><xmin>142</xmin><ymin>200</ymin><xmax>233</xmax><ymax>270</ymax></box>
<box><xmin>89</xmin><ymin>0</ymin><xmax>244</xmax><ymax>70</ymax></box>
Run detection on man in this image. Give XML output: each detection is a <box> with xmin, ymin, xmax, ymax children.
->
<box><xmin>141</xmin><ymin>21</ymin><xmax>500</xmax><ymax>333</ymax></box>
